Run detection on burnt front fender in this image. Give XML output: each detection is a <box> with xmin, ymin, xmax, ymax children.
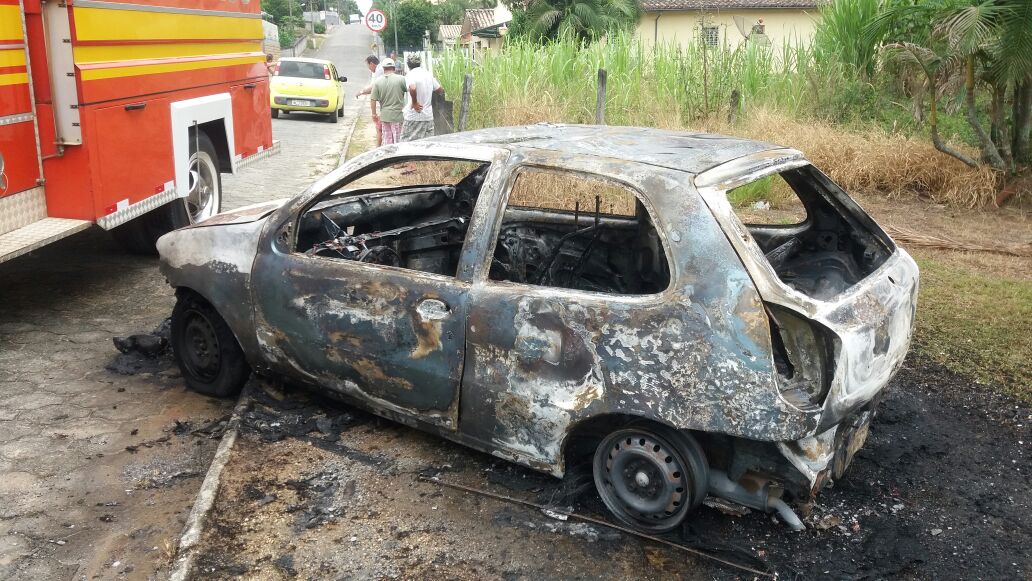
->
<box><xmin>156</xmin><ymin>208</ymin><xmax>276</xmax><ymax>364</ymax></box>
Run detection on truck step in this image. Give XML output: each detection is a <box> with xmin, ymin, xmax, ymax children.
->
<box><xmin>0</xmin><ymin>218</ymin><xmax>92</xmax><ymax>264</ymax></box>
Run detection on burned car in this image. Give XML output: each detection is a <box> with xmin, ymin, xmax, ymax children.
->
<box><xmin>157</xmin><ymin>125</ymin><xmax>918</xmax><ymax>532</ymax></box>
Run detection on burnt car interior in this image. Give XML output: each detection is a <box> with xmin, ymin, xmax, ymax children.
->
<box><xmin>488</xmin><ymin>169</ymin><xmax>670</xmax><ymax>295</ymax></box>
<box><xmin>730</xmin><ymin>166</ymin><xmax>893</xmax><ymax>300</ymax></box>
<box><xmin>295</xmin><ymin>159</ymin><xmax>491</xmax><ymax>277</ymax></box>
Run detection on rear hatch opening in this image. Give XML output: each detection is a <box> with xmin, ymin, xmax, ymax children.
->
<box><xmin>725</xmin><ymin>165</ymin><xmax>894</xmax><ymax>301</ymax></box>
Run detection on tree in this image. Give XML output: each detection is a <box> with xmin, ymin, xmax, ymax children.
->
<box><xmin>373</xmin><ymin>0</ymin><xmax>437</xmax><ymax>51</ymax></box>
<box><xmin>263</xmin><ymin>0</ymin><xmax>304</xmax><ymax>26</ymax></box>
<box><xmin>522</xmin><ymin>0</ymin><xmax>638</xmax><ymax>42</ymax></box>
<box><xmin>867</xmin><ymin>0</ymin><xmax>1032</xmax><ymax>171</ymax></box>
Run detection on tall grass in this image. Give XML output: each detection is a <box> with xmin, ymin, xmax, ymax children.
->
<box><xmin>436</xmin><ymin>33</ymin><xmax>862</xmax><ymax>128</ymax></box>
<box><xmin>433</xmin><ymin>33</ymin><xmax>999</xmax><ymax>207</ymax></box>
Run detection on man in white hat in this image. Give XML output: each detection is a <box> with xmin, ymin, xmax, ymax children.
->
<box><xmin>370</xmin><ymin>58</ymin><xmax>407</xmax><ymax>145</ymax></box>
<box><xmin>400</xmin><ymin>54</ymin><xmax>444</xmax><ymax>142</ymax></box>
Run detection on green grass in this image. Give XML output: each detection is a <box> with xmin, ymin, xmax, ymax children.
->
<box><xmin>434</xmin><ymin>33</ymin><xmax>868</xmax><ymax>129</ymax></box>
<box><xmin>914</xmin><ymin>257</ymin><xmax>1032</xmax><ymax>401</ymax></box>
<box><xmin>728</xmin><ymin>175</ymin><xmax>776</xmax><ymax>207</ymax></box>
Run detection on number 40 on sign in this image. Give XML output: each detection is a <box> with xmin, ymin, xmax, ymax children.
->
<box><xmin>365</xmin><ymin>9</ymin><xmax>387</xmax><ymax>33</ymax></box>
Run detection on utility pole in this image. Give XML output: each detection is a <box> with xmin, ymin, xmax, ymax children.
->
<box><xmin>391</xmin><ymin>0</ymin><xmax>399</xmax><ymax>56</ymax></box>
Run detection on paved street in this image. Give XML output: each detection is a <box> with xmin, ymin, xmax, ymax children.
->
<box><xmin>225</xmin><ymin>23</ymin><xmax>376</xmax><ymax>210</ymax></box>
<box><xmin>0</xmin><ymin>23</ymin><xmax>373</xmax><ymax>580</ymax></box>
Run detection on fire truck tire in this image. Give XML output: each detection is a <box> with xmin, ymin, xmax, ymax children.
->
<box><xmin>171</xmin><ymin>292</ymin><xmax>250</xmax><ymax>398</ymax></box>
<box><xmin>271</xmin><ymin>108</ymin><xmax>279</xmax><ymax>119</ymax></box>
<box><xmin>111</xmin><ymin>131</ymin><xmax>222</xmax><ymax>254</ymax></box>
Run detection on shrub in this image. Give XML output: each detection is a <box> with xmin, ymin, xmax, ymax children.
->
<box><xmin>314</xmin><ymin>22</ymin><xmax>326</xmax><ymax>34</ymax></box>
<box><xmin>278</xmin><ymin>28</ymin><xmax>296</xmax><ymax>48</ymax></box>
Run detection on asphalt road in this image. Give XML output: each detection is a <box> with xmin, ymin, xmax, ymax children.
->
<box><xmin>224</xmin><ymin>24</ymin><xmax>377</xmax><ymax>211</ymax></box>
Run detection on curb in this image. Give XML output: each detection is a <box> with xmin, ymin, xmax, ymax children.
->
<box><xmin>337</xmin><ymin>102</ymin><xmax>364</xmax><ymax>167</ymax></box>
<box><xmin>168</xmin><ymin>384</ymin><xmax>253</xmax><ymax>581</ymax></box>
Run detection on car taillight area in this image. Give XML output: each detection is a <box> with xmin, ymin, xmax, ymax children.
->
<box><xmin>766</xmin><ymin>304</ymin><xmax>835</xmax><ymax>410</ymax></box>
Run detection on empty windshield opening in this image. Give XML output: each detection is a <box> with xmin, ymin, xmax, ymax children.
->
<box><xmin>727</xmin><ymin>166</ymin><xmax>893</xmax><ymax>300</ymax></box>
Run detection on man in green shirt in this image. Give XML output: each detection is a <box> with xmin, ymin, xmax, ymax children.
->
<box><xmin>370</xmin><ymin>58</ymin><xmax>407</xmax><ymax>145</ymax></box>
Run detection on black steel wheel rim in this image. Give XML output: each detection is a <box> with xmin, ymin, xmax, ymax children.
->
<box><xmin>180</xmin><ymin>308</ymin><xmax>221</xmax><ymax>382</ymax></box>
<box><xmin>595</xmin><ymin>430</ymin><xmax>691</xmax><ymax>528</ymax></box>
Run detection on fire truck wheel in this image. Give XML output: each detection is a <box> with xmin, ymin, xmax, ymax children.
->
<box><xmin>171</xmin><ymin>292</ymin><xmax>250</xmax><ymax>398</ymax></box>
<box><xmin>111</xmin><ymin>131</ymin><xmax>222</xmax><ymax>254</ymax></box>
<box><xmin>272</xmin><ymin>108</ymin><xmax>279</xmax><ymax>119</ymax></box>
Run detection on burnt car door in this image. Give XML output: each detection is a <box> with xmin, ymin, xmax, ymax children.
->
<box><xmin>250</xmin><ymin>150</ymin><xmax>504</xmax><ymax>430</ymax></box>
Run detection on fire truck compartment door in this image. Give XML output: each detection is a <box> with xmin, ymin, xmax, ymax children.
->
<box><xmin>93</xmin><ymin>99</ymin><xmax>175</xmax><ymax>223</ymax></box>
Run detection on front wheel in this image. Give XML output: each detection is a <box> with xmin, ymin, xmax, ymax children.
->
<box><xmin>328</xmin><ymin>111</ymin><xmax>339</xmax><ymax>123</ymax></box>
<box><xmin>171</xmin><ymin>293</ymin><xmax>250</xmax><ymax>398</ymax></box>
<box><xmin>593</xmin><ymin>424</ymin><xmax>708</xmax><ymax>533</ymax></box>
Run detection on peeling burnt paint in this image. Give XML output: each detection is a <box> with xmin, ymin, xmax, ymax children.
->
<box><xmin>158</xmin><ymin>126</ymin><xmax>918</xmax><ymax>513</ymax></box>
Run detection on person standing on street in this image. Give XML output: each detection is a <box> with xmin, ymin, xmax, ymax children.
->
<box><xmin>356</xmin><ymin>55</ymin><xmax>386</xmax><ymax>145</ymax></box>
<box><xmin>370</xmin><ymin>58</ymin><xmax>407</xmax><ymax>146</ymax></box>
<box><xmin>400</xmin><ymin>54</ymin><xmax>444</xmax><ymax>142</ymax></box>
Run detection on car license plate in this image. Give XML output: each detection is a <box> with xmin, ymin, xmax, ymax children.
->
<box><xmin>289</xmin><ymin>99</ymin><xmax>311</xmax><ymax>107</ymax></box>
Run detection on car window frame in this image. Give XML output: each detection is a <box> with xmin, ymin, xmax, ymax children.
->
<box><xmin>477</xmin><ymin>163</ymin><xmax>676</xmax><ymax>300</ymax></box>
<box><xmin>286</xmin><ymin>153</ymin><xmax>501</xmax><ymax>283</ymax></box>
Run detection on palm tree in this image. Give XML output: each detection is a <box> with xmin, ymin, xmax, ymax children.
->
<box><xmin>866</xmin><ymin>0</ymin><xmax>1032</xmax><ymax>171</ymax></box>
<box><xmin>523</xmin><ymin>0</ymin><xmax>638</xmax><ymax>42</ymax></box>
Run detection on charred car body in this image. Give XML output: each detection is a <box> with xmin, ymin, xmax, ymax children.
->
<box><xmin>158</xmin><ymin>125</ymin><xmax>918</xmax><ymax>532</ymax></box>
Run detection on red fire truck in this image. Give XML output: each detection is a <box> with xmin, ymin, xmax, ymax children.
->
<box><xmin>0</xmin><ymin>0</ymin><xmax>276</xmax><ymax>261</ymax></box>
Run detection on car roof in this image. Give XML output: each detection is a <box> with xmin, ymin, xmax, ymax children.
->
<box><xmin>427</xmin><ymin>124</ymin><xmax>789</xmax><ymax>175</ymax></box>
<box><xmin>278</xmin><ymin>57</ymin><xmax>333</xmax><ymax>65</ymax></box>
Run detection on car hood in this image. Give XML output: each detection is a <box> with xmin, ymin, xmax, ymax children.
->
<box><xmin>186</xmin><ymin>199</ymin><xmax>287</xmax><ymax>229</ymax></box>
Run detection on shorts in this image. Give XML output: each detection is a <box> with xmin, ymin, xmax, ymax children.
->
<box><xmin>400</xmin><ymin>120</ymin><xmax>434</xmax><ymax>142</ymax></box>
<box><xmin>381</xmin><ymin>121</ymin><xmax>402</xmax><ymax>145</ymax></box>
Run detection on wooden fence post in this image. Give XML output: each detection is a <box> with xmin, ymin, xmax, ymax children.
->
<box><xmin>458</xmin><ymin>74</ymin><xmax>473</xmax><ymax>132</ymax></box>
<box><xmin>596</xmin><ymin>68</ymin><xmax>607</xmax><ymax>125</ymax></box>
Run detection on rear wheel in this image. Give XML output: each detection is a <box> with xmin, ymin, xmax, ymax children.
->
<box><xmin>171</xmin><ymin>293</ymin><xmax>250</xmax><ymax>397</ymax></box>
<box><xmin>111</xmin><ymin>131</ymin><xmax>222</xmax><ymax>254</ymax></box>
<box><xmin>593</xmin><ymin>423</ymin><xmax>708</xmax><ymax>533</ymax></box>
<box><xmin>272</xmin><ymin>108</ymin><xmax>280</xmax><ymax>119</ymax></box>
<box><xmin>329</xmin><ymin>111</ymin><xmax>339</xmax><ymax>123</ymax></box>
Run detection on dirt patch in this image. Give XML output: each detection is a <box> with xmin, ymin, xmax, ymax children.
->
<box><xmin>192</xmin><ymin>355</ymin><xmax>1030</xmax><ymax>579</ymax></box>
<box><xmin>857</xmin><ymin>193</ymin><xmax>1032</xmax><ymax>281</ymax></box>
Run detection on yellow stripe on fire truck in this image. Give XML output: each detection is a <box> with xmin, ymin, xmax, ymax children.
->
<box><xmin>72</xmin><ymin>6</ymin><xmax>263</xmax><ymax>42</ymax></box>
<box><xmin>0</xmin><ymin>6</ymin><xmax>22</xmax><ymax>41</ymax></box>
<box><xmin>78</xmin><ymin>54</ymin><xmax>264</xmax><ymax>81</ymax></box>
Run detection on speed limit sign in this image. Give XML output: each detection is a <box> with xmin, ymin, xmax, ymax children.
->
<box><xmin>365</xmin><ymin>9</ymin><xmax>387</xmax><ymax>33</ymax></box>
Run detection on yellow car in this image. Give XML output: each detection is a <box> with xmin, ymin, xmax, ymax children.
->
<box><xmin>270</xmin><ymin>57</ymin><xmax>347</xmax><ymax>123</ymax></box>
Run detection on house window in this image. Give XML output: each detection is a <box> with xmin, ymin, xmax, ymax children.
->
<box><xmin>751</xmin><ymin>22</ymin><xmax>766</xmax><ymax>36</ymax></box>
<box><xmin>702</xmin><ymin>26</ymin><xmax>719</xmax><ymax>47</ymax></box>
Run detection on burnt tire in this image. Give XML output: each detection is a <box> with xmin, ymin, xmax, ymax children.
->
<box><xmin>111</xmin><ymin>131</ymin><xmax>222</xmax><ymax>254</ymax></box>
<box><xmin>593</xmin><ymin>423</ymin><xmax>708</xmax><ymax>533</ymax></box>
<box><xmin>171</xmin><ymin>293</ymin><xmax>250</xmax><ymax>398</ymax></box>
